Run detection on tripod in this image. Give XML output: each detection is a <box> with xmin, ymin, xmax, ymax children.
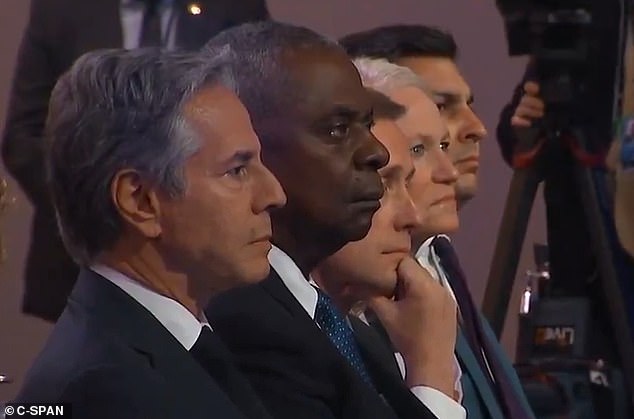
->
<box><xmin>481</xmin><ymin>116</ymin><xmax>634</xmax><ymax>406</ymax></box>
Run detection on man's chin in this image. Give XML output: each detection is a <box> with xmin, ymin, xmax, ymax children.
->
<box><xmin>456</xmin><ymin>176</ymin><xmax>477</xmax><ymax>206</ymax></box>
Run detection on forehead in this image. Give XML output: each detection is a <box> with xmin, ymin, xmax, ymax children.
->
<box><xmin>282</xmin><ymin>46</ymin><xmax>371</xmax><ymax>116</ymax></box>
<box><xmin>397</xmin><ymin>56</ymin><xmax>470</xmax><ymax>98</ymax></box>
<box><xmin>389</xmin><ymin>87</ymin><xmax>446</xmax><ymax>140</ymax></box>
<box><xmin>372</xmin><ymin>118</ymin><xmax>411</xmax><ymax>171</ymax></box>
<box><xmin>182</xmin><ymin>85</ymin><xmax>259</xmax><ymax>159</ymax></box>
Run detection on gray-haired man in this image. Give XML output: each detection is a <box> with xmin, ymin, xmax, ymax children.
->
<box><xmin>12</xmin><ymin>48</ymin><xmax>285</xmax><ymax>419</ymax></box>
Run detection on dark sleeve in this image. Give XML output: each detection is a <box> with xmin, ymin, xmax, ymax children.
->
<box><xmin>1</xmin><ymin>0</ymin><xmax>62</xmax><ymax>206</ymax></box>
<box><xmin>495</xmin><ymin>60</ymin><xmax>538</xmax><ymax>167</ymax></box>
<box><xmin>60</xmin><ymin>367</ymin><xmax>179</xmax><ymax>419</ymax></box>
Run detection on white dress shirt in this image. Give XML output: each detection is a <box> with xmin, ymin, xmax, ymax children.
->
<box><xmin>91</xmin><ymin>264</ymin><xmax>209</xmax><ymax>350</ymax></box>
<box><xmin>414</xmin><ymin>236</ymin><xmax>464</xmax><ymax>402</ymax></box>
<box><xmin>120</xmin><ymin>0</ymin><xmax>178</xmax><ymax>50</ymax></box>
<box><xmin>268</xmin><ymin>245</ymin><xmax>466</xmax><ymax>419</ymax></box>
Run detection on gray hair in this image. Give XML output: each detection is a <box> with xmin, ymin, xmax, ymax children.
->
<box><xmin>46</xmin><ymin>47</ymin><xmax>237</xmax><ymax>266</ymax></box>
<box><xmin>352</xmin><ymin>57</ymin><xmax>429</xmax><ymax>95</ymax></box>
<box><xmin>201</xmin><ymin>21</ymin><xmax>340</xmax><ymax>140</ymax></box>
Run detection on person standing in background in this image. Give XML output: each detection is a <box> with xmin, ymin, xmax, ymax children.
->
<box><xmin>1</xmin><ymin>0</ymin><xmax>270</xmax><ymax>322</ymax></box>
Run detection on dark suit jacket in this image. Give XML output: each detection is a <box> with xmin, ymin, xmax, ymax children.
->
<box><xmin>1</xmin><ymin>0</ymin><xmax>269</xmax><ymax>322</ymax></box>
<box><xmin>13</xmin><ymin>269</ymin><xmax>258</xmax><ymax>419</ymax></box>
<box><xmin>206</xmin><ymin>269</ymin><xmax>438</xmax><ymax>419</ymax></box>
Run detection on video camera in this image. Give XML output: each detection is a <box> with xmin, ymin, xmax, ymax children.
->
<box><xmin>496</xmin><ymin>0</ymin><xmax>622</xmax><ymax>142</ymax></box>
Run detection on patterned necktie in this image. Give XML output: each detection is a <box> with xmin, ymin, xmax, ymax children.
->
<box><xmin>432</xmin><ymin>236</ymin><xmax>531</xmax><ymax>419</ymax></box>
<box><xmin>313</xmin><ymin>288</ymin><xmax>374</xmax><ymax>387</ymax></box>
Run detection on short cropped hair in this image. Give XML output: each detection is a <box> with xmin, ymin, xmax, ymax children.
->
<box><xmin>46</xmin><ymin>47</ymin><xmax>236</xmax><ymax>265</ymax></box>
<box><xmin>339</xmin><ymin>24</ymin><xmax>457</xmax><ymax>62</ymax></box>
<box><xmin>201</xmin><ymin>21</ymin><xmax>341</xmax><ymax>140</ymax></box>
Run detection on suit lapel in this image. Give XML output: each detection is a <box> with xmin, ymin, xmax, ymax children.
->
<box><xmin>349</xmin><ymin>317</ymin><xmax>402</xmax><ymax>380</ymax></box>
<box><xmin>456</xmin><ymin>331</ymin><xmax>505</xmax><ymax>419</ymax></box>
<box><xmin>69</xmin><ymin>270</ymin><xmax>246</xmax><ymax>418</ymax></box>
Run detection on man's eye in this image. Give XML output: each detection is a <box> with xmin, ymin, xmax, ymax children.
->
<box><xmin>330</xmin><ymin>124</ymin><xmax>350</xmax><ymax>139</ymax></box>
<box><xmin>226</xmin><ymin>166</ymin><xmax>248</xmax><ymax>178</ymax></box>
<box><xmin>440</xmin><ymin>141</ymin><xmax>450</xmax><ymax>151</ymax></box>
<box><xmin>411</xmin><ymin>143</ymin><xmax>425</xmax><ymax>156</ymax></box>
<box><xmin>436</xmin><ymin>102</ymin><xmax>447</xmax><ymax>112</ymax></box>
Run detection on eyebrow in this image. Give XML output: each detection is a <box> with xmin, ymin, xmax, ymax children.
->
<box><xmin>415</xmin><ymin>130</ymin><xmax>450</xmax><ymax>144</ymax></box>
<box><xmin>222</xmin><ymin>150</ymin><xmax>256</xmax><ymax>166</ymax></box>
<box><xmin>329</xmin><ymin>105</ymin><xmax>362</xmax><ymax>120</ymax></box>
<box><xmin>432</xmin><ymin>91</ymin><xmax>474</xmax><ymax>106</ymax></box>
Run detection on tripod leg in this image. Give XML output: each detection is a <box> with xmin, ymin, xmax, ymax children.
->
<box><xmin>483</xmin><ymin>167</ymin><xmax>541</xmax><ymax>337</ymax></box>
<box><xmin>574</xmin><ymin>161</ymin><xmax>634</xmax><ymax>410</ymax></box>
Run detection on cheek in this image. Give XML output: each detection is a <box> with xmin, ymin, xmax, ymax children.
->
<box><xmin>409</xmin><ymin>174</ymin><xmax>432</xmax><ymax>208</ymax></box>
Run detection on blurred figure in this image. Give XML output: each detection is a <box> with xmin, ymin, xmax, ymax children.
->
<box><xmin>607</xmin><ymin>136</ymin><xmax>634</xmax><ymax>258</ymax></box>
<box><xmin>205</xmin><ymin>21</ymin><xmax>442</xmax><ymax>419</ymax></box>
<box><xmin>340</xmin><ymin>25</ymin><xmax>487</xmax><ymax>208</ymax></box>
<box><xmin>2</xmin><ymin>0</ymin><xmax>270</xmax><ymax>322</ymax></box>
<box><xmin>12</xmin><ymin>48</ymin><xmax>285</xmax><ymax>419</ymax></box>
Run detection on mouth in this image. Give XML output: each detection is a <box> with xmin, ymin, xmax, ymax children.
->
<box><xmin>251</xmin><ymin>234</ymin><xmax>272</xmax><ymax>245</ymax></box>
<box><xmin>381</xmin><ymin>248</ymin><xmax>410</xmax><ymax>256</ymax></box>
<box><xmin>455</xmin><ymin>155</ymin><xmax>480</xmax><ymax>172</ymax></box>
<box><xmin>351</xmin><ymin>199</ymin><xmax>381</xmax><ymax>212</ymax></box>
<box><xmin>430</xmin><ymin>193</ymin><xmax>457</xmax><ymax>207</ymax></box>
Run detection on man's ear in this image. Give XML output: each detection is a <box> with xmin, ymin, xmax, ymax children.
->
<box><xmin>111</xmin><ymin>170</ymin><xmax>162</xmax><ymax>239</ymax></box>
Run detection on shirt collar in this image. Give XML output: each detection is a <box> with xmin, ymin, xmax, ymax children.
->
<box><xmin>90</xmin><ymin>264</ymin><xmax>209</xmax><ymax>350</ymax></box>
<box><xmin>268</xmin><ymin>245</ymin><xmax>319</xmax><ymax>319</ymax></box>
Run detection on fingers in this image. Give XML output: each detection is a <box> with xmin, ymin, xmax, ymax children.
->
<box><xmin>367</xmin><ymin>295</ymin><xmax>397</xmax><ymax>327</ymax></box>
<box><xmin>397</xmin><ymin>257</ymin><xmax>433</xmax><ymax>285</ymax></box>
<box><xmin>523</xmin><ymin>81</ymin><xmax>540</xmax><ymax>95</ymax></box>
<box><xmin>511</xmin><ymin>115</ymin><xmax>532</xmax><ymax>128</ymax></box>
<box><xmin>511</xmin><ymin>88</ymin><xmax>545</xmax><ymax>128</ymax></box>
<box><xmin>519</xmin><ymin>96</ymin><xmax>545</xmax><ymax>112</ymax></box>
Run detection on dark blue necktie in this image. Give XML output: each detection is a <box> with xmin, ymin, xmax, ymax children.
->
<box><xmin>432</xmin><ymin>236</ymin><xmax>531</xmax><ymax>419</ymax></box>
<box><xmin>313</xmin><ymin>288</ymin><xmax>374</xmax><ymax>386</ymax></box>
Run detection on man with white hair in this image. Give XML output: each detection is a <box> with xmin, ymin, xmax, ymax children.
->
<box><xmin>341</xmin><ymin>58</ymin><xmax>535</xmax><ymax>419</ymax></box>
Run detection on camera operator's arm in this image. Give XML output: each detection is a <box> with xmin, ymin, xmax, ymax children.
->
<box><xmin>496</xmin><ymin>62</ymin><xmax>544</xmax><ymax>166</ymax></box>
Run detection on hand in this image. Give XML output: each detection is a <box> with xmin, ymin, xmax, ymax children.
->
<box><xmin>510</xmin><ymin>81</ymin><xmax>545</xmax><ymax>128</ymax></box>
<box><xmin>368</xmin><ymin>257</ymin><xmax>457</xmax><ymax>397</ymax></box>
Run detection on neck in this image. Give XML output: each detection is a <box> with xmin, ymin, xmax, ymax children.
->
<box><xmin>98</xmin><ymin>241</ymin><xmax>208</xmax><ymax>320</ymax></box>
<box><xmin>272</xmin><ymin>213</ymin><xmax>346</xmax><ymax>277</ymax></box>
<box><xmin>311</xmin><ymin>269</ymin><xmax>357</xmax><ymax>313</ymax></box>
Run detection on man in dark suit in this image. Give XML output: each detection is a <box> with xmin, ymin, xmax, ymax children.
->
<box><xmin>339</xmin><ymin>25</ymin><xmax>535</xmax><ymax>419</ymax></box>
<box><xmin>12</xmin><ymin>47</ymin><xmax>286</xmax><ymax>419</ymax></box>
<box><xmin>204</xmin><ymin>21</ymin><xmax>458</xmax><ymax>419</ymax></box>
<box><xmin>311</xmin><ymin>63</ymin><xmax>465</xmax><ymax>418</ymax></box>
<box><xmin>1</xmin><ymin>0</ymin><xmax>270</xmax><ymax>322</ymax></box>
